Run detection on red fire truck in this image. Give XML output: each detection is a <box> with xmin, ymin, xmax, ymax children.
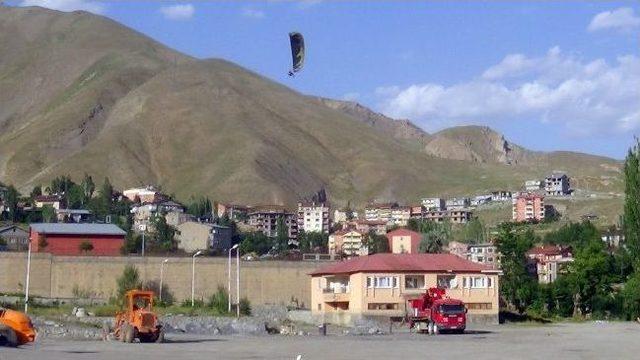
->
<box><xmin>406</xmin><ymin>288</ymin><xmax>466</xmax><ymax>334</ymax></box>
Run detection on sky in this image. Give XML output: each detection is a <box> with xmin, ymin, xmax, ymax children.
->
<box><xmin>7</xmin><ymin>1</ymin><xmax>640</xmax><ymax>159</ymax></box>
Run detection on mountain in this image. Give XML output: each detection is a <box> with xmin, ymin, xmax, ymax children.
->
<box><xmin>0</xmin><ymin>6</ymin><xmax>624</xmax><ymax>208</ymax></box>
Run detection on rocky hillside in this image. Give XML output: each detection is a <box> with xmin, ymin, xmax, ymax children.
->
<box><xmin>0</xmin><ymin>6</ymin><xmax>624</xmax><ymax>207</ymax></box>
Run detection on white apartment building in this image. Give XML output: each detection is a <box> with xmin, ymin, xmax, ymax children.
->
<box><xmin>421</xmin><ymin>197</ymin><xmax>445</xmax><ymax>211</ymax></box>
<box><xmin>297</xmin><ymin>202</ymin><xmax>331</xmax><ymax>234</ymax></box>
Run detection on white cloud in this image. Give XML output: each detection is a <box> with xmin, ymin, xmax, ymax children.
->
<box><xmin>378</xmin><ymin>48</ymin><xmax>640</xmax><ymax>137</ymax></box>
<box><xmin>19</xmin><ymin>0</ymin><xmax>105</xmax><ymax>14</ymax></box>
<box><xmin>588</xmin><ymin>7</ymin><xmax>640</xmax><ymax>32</ymax></box>
<box><xmin>241</xmin><ymin>7</ymin><xmax>265</xmax><ymax>19</ymax></box>
<box><xmin>159</xmin><ymin>4</ymin><xmax>194</xmax><ymax>21</ymax></box>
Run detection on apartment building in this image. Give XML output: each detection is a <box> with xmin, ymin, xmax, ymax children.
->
<box><xmin>364</xmin><ymin>203</ymin><xmax>397</xmax><ymax>224</ymax></box>
<box><xmin>247</xmin><ymin>205</ymin><xmax>298</xmax><ymax>240</ymax></box>
<box><xmin>467</xmin><ymin>243</ymin><xmax>499</xmax><ymax>269</ymax></box>
<box><xmin>545</xmin><ymin>173</ymin><xmax>571</xmax><ymax>196</ymax></box>
<box><xmin>297</xmin><ymin>202</ymin><xmax>331</xmax><ymax>234</ymax></box>
<box><xmin>421</xmin><ymin>198</ymin><xmax>445</xmax><ymax>211</ymax></box>
<box><xmin>491</xmin><ymin>191</ymin><xmax>512</xmax><ymax>202</ymax></box>
<box><xmin>423</xmin><ymin>209</ymin><xmax>473</xmax><ymax>224</ymax></box>
<box><xmin>328</xmin><ymin>229</ymin><xmax>367</xmax><ymax>256</ymax></box>
<box><xmin>524</xmin><ymin>180</ymin><xmax>543</xmax><ymax>192</ymax></box>
<box><xmin>310</xmin><ymin>253</ymin><xmax>501</xmax><ymax>325</ymax></box>
<box><xmin>445</xmin><ymin>197</ymin><xmax>471</xmax><ymax>210</ymax></box>
<box><xmin>512</xmin><ymin>192</ymin><xmax>545</xmax><ymax>222</ymax></box>
<box><xmin>526</xmin><ymin>245</ymin><xmax>573</xmax><ymax>283</ymax></box>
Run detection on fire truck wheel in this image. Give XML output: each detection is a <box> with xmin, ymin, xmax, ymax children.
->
<box><xmin>0</xmin><ymin>324</ymin><xmax>18</xmax><ymax>347</ymax></box>
<box><xmin>433</xmin><ymin>324</ymin><xmax>440</xmax><ymax>335</ymax></box>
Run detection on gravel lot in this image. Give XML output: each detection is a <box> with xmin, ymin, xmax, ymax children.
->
<box><xmin>3</xmin><ymin>322</ymin><xmax>640</xmax><ymax>360</ymax></box>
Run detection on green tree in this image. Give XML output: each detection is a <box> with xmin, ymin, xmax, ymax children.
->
<box><xmin>81</xmin><ymin>173</ymin><xmax>95</xmax><ymax>199</ymax></box>
<box><xmin>121</xmin><ymin>232</ymin><xmax>143</xmax><ymax>255</ymax></box>
<box><xmin>365</xmin><ymin>231</ymin><xmax>389</xmax><ymax>254</ymax></box>
<box><xmin>117</xmin><ymin>265</ymin><xmax>142</xmax><ymax>299</ymax></box>
<box><xmin>30</xmin><ymin>185</ymin><xmax>42</xmax><ymax>199</ymax></box>
<box><xmin>623</xmin><ymin>140</ymin><xmax>640</xmax><ymax>266</ymax></box>
<box><xmin>239</xmin><ymin>232</ymin><xmax>272</xmax><ymax>255</ymax></box>
<box><xmin>5</xmin><ymin>185</ymin><xmax>20</xmax><ymax>222</ymax></box>
<box><xmin>299</xmin><ymin>231</ymin><xmax>328</xmax><ymax>253</ymax></box>
<box><xmin>495</xmin><ymin>223</ymin><xmax>538</xmax><ymax>313</ymax></box>
<box><xmin>416</xmin><ymin>220</ymin><xmax>451</xmax><ymax>253</ymax></box>
<box><xmin>564</xmin><ymin>240</ymin><xmax>612</xmax><ymax>317</ymax></box>
<box><xmin>463</xmin><ymin>218</ymin><xmax>486</xmax><ymax>244</ymax></box>
<box><xmin>187</xmin><ymin>196</ymin><xmax>212</xmax><ymax>218</ymax></box>
<box><xmin>66</xmin><ymin>184</ymin><xmax>87</xmax><ymax>209</ymax></box>
<box><xmin>41</xmin><ymin>204</ymin><xmax>56</xmax><ymax>223</ymax></box>
<box><xmin>79</xmin><ymin>240</ymin><xmax>94</xmax><ymax>253</ymax></box>
<box><xmin>274</xmin><ymin>216</ymin><xmax>289</xmax><ymax>254</ymax></box>
<box><xmin>622</xmin><ymin>271</ymin><xmax>640</xmax><ymax>320</ymax></box>
<box><xmin>152</xmin><ymin>215</ymin><xmax>176</xmax><ymax>252</ymax></box>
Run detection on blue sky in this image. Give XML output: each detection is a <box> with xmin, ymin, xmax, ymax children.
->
<box><xmin>9</xmin><ymin>1</ymin><xmax>640</xmax><ymax>159</ymax></box>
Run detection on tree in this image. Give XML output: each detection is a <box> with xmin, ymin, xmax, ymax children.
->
<box><xmin>299</xmin><ymin>230</ymin><xmax>328</xmax><ymax>253</ymax></box>
<box><xmin>66</xmin><ymin>184</ymin><xmax>86</xmax><ymax>209</ymax></box>
<box><xmin>274</xmin><ymin>216</ymin><xmax>289</xmax><ymax>254</ymax></box>
<box><xmin>121</xmin><ymin>232</ymin><xmax>142</xmax><ymax>255</ymax></box>
<box><xmin>152</xmin><ymin>215</ymin><xmax>176</xmax><ymax>252</ymax></box>
<box><xmin>187</xmin><ymin>196</ymin><xmax>212</xmax><ymax>219</ymax></box>
<box><xmin>463</xmin><ymin>218</ymin><xmax>486</xmax><ymax>244</ymax></box>
<box><xmin>564</xmin><ymin>239</ymin><xmax>612</xmax><ymax>317</ymax></box>
<box><xmin>5</xmin><ymin>185</ymin><xmax>19</xmax><ymax>222</ymax></box>
<box><xmin>117</xmin><ymin>265</ymin><xmax>142</xmax><ymax>299</ymax></box>
<box><xmin>41</xmin><ymin>205</ymin><xmax>56</xmax><ymax>223</ymax></box>
<box><xmin>495</xmin><ymin>223</ymin><xmax>538</xmax><ymax>313</ymax></box>
<box><xmin>81</xmin><ymin>173</ymin><xmax>95</xmax><ymax>199</ymax></box>
<box><xmin>416</xmin><ymin>220</ymin><xmax>451</xmax><ymax>253</ymax></box>
<box><xmin>622</xmin><ymin>271</ymin><xmax>640</xmax><ymax>320</ymax></box>
<box><xmin>79</xmin><ymin>240</ymin><xmax>94</xmax><ymax>253</ymax></box>
<box><xmin>623</xmin><ymin>140</ymin><xmax>640</xmax><ymax>266</ymax></box>
<box><xmin>30</xmin><ymin>185</ymin><xmax>42</xmax><ymax>199</ymax></box>
<box><xmin>239</xmin><ymin>232</ymin><xmax>272</xmax><ymax>255</ymax></box>
<box><xmin>38</xmin><ymin>234</ymin><xmax>48</xmax><ymax>249</ymax></box>
<box><xmin>365</xmin><ymin>231</ymin><xmax>389</xmax><ymax>254</ymax></box>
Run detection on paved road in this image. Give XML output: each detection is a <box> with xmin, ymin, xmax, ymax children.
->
<box><xmin>3</xmin><ymin>322</ymin><xmax>640</xmax><ymax>360</ymax></box>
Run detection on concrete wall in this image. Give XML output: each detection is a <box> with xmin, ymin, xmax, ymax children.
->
<box><xmin>0</xmin><ymin>253</ymin><xmax>322</xmax><ymax>308</ymax></box>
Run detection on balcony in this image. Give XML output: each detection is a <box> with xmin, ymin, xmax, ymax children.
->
<box><xmin>322</xmin><ymin>285</ymin><xmax>350</xmax><ymax>302</ymax></box>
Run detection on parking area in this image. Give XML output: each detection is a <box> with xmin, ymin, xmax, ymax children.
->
<box><xmin>3</xmin><ymin>322</ymin><xmax>640</xmax><ymax>360</ymax></box>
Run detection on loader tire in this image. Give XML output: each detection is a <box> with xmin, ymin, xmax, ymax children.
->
<box><xmin>124</xmin><ymin>324</ymin><xmax>136</xmax><ymax>343</ymax></box>
<box><xmin>0</xmin><ymin>324</ymin><xmax>19</xmax><ymax>347</ymax></box>
<box><xmin>155</xmin><ymin>329</ymin><xmax>165</xmax><ymax>343</ymax></box>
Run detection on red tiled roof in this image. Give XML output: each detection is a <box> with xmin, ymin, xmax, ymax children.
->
<box><xmin>310</xmin><ymin>253</ymin><xmax>494</xmax><ymax>276</ymax></box>
<box><xmin>386</xmin><ymin>228</ymin><xmax>421</xmax><ymax>238</ymax></box>
<box><xmin>356</xmin><ymin>220</ymin><xmax>387</xmax><ymax>226</ymax></box>
<box><xmin>35</xmin><ymin>195</ymin><xmax>62</xmax><ymax>202</ymax></box>
<box><xmin>527</xmin><ymin>245</ymin><xmax>572</xmax><ymax>256</ymax></box>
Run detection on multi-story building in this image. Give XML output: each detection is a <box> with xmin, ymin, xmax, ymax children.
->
<box><xmin>445</xmin><ymin>197</ymin><xmax>471</xmax><ymax>210</ymax></box>
<box><xmin>545</xmin><ymin>173</ymin><xmax>571</xmax><ymax>196</ymax></box>
<box><xmin>333</xmin><ymin>209</ymin><xmax>358</xmax><ymax>224</ymax></box>
<box><xmin>215</xmin><ymin>203</ymin><xmax>250</xmax><ymax>222</ymax></box>
<box><xmin>491</xmin><ymin>191</ymin><xmax>512</xmax><ymax>202</ymax></box>
<box><xmin>390</xmin><ymin>206</ymin><xmax>411</xmax><ymax>227</ymax></box>
<box><xmin>353</xmin><ymin>220</ymin><xmax>387</xmax><ymax>236</ymax></box>
<box><xmin>512</xmin><ymin>192</ymin><xmax>545</xmax><ymax>222</ymax></box>
<box><xmin>328</xmin><ymin>229</ymin><xmax>367</xmax><ymax>256</ymax></box>
<box><xmin>467</xmin><ymin>243</ymin><xmax>499</xmax><ymax>269</ymax></box>
<box><xmin>131</xmin><ymin>199</ymin><xmax>185</xmax><ymax>232</ymax></box>
<box><xmin>310</xmin><ymin>253</ymin><xmax>502</xmax><ymax>325</ymax></box>
<box><xmin>297</xmin><ymin>202</ymin><xmax>331</xmax><ymax>234</ymax></box>
<box><xmin>423</xmin><ymin>210</ymin><xmax>473</xmax><ymax>224</ymax></box>
<box><xmin>471</xmin><ymin>195</ymin><xmax>492</xmax><ymax>207</ymax></box>
<box><xmin>447</xmin><ymin>241</ymin><xmax>470</xmax><ymax>259</ymax></box>
<box><xmin>524</xmin><ymin>180</ymin><xmax>543</xmax><ymax>192</ymax></box>
<box><xmin>364</xmin><ymin>203</ymin><xmax>397</xmax><ymax>224</ymax></box>
<box><xmin>421</xmin><ymin>198</ymin><xmax>445</xmax><ymax>211</ymax></box>
<box><xmin>526</xmin><ymin>245</ymin><xmax>573</xmax><ymax>283</ymax></box>
<box><xmin>247</xmin><ymin>205</ymin><xmax>297</xmax><ymax>240</ymax></box>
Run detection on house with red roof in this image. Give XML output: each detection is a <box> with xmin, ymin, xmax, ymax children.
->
<box><xmin>386</xmin><ymin>228</ymin><xmax>421</xmax><ymax>254</ymax></box>
<box><xmin>310</xmin><ymin>253</ymin><xmax>501</xmax><ymax>325</ymax></box>
<box><xmin>526</xmin><ymin>245</ymin><xmax>573</xmax><ymax>283</ymax></box>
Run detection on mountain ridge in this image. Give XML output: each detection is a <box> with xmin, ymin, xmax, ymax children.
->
<box><xmin>0</xmin><ymin>6</ymin><xmax>623</xmax><ymax>208</ymax></box>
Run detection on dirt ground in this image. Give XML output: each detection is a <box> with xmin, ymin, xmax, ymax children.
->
<box><xmin>3</xmin><ymin>322</ymin><xmax>640</xmax><ymax>360</ymax></box>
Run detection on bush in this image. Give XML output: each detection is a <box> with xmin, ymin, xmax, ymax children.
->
<box><xmin>181</xmin><ymin>298</ymin><xmax>205</xmax><ymax>308</ymax></box>
<box><xmin>142</xmin><ymin>280</ymin><xmax>175</xmax><ymax>307</ymax></box>
<box><xmin>116</xmin><ymin>265</ymin><xmax>142</xmax><ymax>300</ymax></box>
<box><xmin>208</xmin><ymin>286</ymin><xmax>229</xmax><ymax>314</ymax></box>
<box><xmin>239</xmin><ymin>297</ymin><xmax>251</xmax><ymax>316</ymax></box>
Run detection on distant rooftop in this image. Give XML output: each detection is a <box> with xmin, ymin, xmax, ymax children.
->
<box><xmin>30</xmin><ymin>223</ymin><xmax>126</xmax><ymax>236</ymax></box>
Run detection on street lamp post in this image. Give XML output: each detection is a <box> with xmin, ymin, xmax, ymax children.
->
<box><xmin>24</xmin><ymin>240</ymin><xmax>32</xmax><ymax>314</ymax></box>
<box><xmin>228</xmin><ymin>244</ymin><xmax>239</xmax><ymax>313</ymax></box>
<box><xmin>159</xmin><ymin>258</ymin><xmax>169</xmax><ymax>302</ymax></box>
<box><xmin>236</xmin><ymin>246</ymin><xmax>240</xmax><ymax>318</ymax></box>
<box><xmin>141</xmin><ymin>229</ymin><xmax>146</xmax><ymax>257</ymax></box>
<box><xmin>191</xmin><ymin>250</ymin><xmax>203</xmax><ymax>307</ymax></box>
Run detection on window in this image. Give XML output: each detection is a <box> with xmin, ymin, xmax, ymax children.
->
<box><xmin>405</xmin><ymin>275</ymin><xmax>425</xmax><ymax>289</ymax></box>
<box><xmin>466</xmin><ymin>303</ymin><xmax>492</xmax><ymax>310</ymax></box>
<box><xmin>437</xmin><ymin>275</ymin><xmax>456</xmax><ymax>289</ymax></box>
<box><xmin>367</xmin><ymin>303</ymin><xmax>399</xmax><ymax>310</ymax></box>
<box><xmin>367</xmin><ymin>276</ymin><xmax>399</xmax><ymax>289</ymax></box>
<box><xmin>462</xmin><ymin>276</ymin><xmax>490</xmax><ymax>288</ymax></box>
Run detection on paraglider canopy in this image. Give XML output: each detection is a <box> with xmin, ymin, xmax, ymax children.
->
<box><xmin>288</xmin><ymin>32</ymin><xmax>305</xmax><ymax>76</ymax></box>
